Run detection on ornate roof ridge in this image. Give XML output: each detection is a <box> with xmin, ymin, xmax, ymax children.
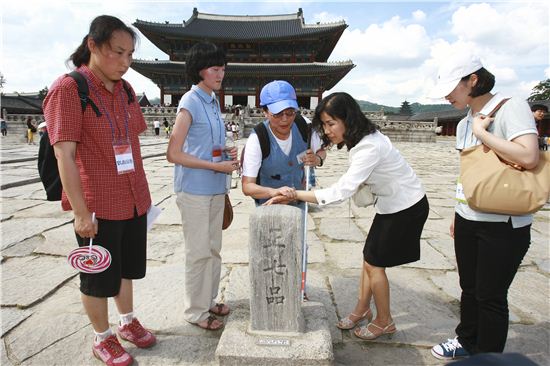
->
<box><xmin>132</xmin><ymin>59</ymin><xmax>354</xmax><ymax>67</ymax></box>
<box><xmin>135</xmin><ymin>8</ymin><xmax>345</xmax><ymax>28</ymax></box>
<box><xmin>196</xmin><ymin>12</ymin><xmax>299</xmax><ymax>22</ymax></box>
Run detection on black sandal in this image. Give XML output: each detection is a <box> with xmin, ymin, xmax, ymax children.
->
<box><xmin>209</xmin><ymin>303</ymin><xmax>230</xmax><ymax>316</ymax></box>
<box><xmin>196</xmin><ymin>315</ymin><xmax>224</xmax><ymax>331</ymax></box>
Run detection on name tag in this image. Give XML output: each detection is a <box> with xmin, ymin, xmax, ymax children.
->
<box><xmin>455</xmin><ymin>178</ymin><xmax>467</xmax><ymax>204</ymax></box>
<box><xmin>113</xmin><ymin>143</ymin><xmax>135</xmax><ymax>175</ymax></box>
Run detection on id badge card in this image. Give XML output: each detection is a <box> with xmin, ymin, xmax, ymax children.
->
<box><xmin>455</xmin><ymin>177</ymin><xmax>467</xmax><ymax>204</ymax></box>
<box><xmin>113</xmin><ymin>141</ymin><xmax>135</xmax><ymax>175</ymax></box>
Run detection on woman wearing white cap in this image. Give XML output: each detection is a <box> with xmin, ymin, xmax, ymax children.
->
<box><xmin>429</xmin><ymin>53</ymin><xmax>539</xmax><ymax>360</ymax></box>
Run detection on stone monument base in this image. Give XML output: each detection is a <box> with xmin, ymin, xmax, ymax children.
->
<box><xmin>215</xmin><ymin>301</ymin><xmax>333</xmax><ymax>366</ymax></box>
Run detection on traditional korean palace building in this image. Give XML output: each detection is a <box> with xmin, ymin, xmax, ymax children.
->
<box><xmin>132</xmin><ymin>8</ymin><xmax>354</xmax><ymax>110</ymax></box>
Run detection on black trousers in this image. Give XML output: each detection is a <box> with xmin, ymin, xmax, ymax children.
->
<box><xmin>454</xmin><ymin>213</ymin><xmax>530</xmax><ymax>354</ymax></box>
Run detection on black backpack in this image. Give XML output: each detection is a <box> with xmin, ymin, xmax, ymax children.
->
<box><xmin>38</xmin><ymin>71</ymin><xmax>134</xmax><ymax>201</ymax></box>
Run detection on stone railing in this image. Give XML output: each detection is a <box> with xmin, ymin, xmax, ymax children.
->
<box><xmin>236</xmin><ymin>109</ymin><xmax>436</xmax><ymax>143</ymax></box>
<box><xmin>372</xmin><ymin>119</ymin><xmax>436</xmax><ymax>142</ymax></box>
<box><xmin>5</xmin><ymin>109</ymin><xmax>436</xmax><ymax>142</ymax></box>
<box><xmin>140</xmin><ymin>106</ymin><xmax>178</xmax><ymax>115</ymax></box>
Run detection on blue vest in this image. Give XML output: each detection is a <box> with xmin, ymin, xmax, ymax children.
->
<box><xmin>173</xmin><ymin>86</ymin><xmax>227</xmax><ymax>195</ymax></box>
<box><xmin>257</xmin><ymin>120</ymin><xmax>307</xmax><ymax>205</ymax></box>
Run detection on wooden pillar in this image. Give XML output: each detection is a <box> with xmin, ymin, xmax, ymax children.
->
<box><xmin>160</xmin><ymin>88</ymin><xmax>165</xmax><ymax>106</ymax></box>
<box><xmin>219</xmin><ymin>89</ymin><xmax>225</xmax><ymax>112</ymax></box>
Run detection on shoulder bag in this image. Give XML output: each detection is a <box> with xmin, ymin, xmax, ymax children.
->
<box><xmin>352</xmin><ymin>184</ymin><xmax>375</xmax><ymax>207</ymax></box>
<box><xmin>222</xmin><ymin>194</ymin><xmax>233</xmax><ymax>230</ymax></box>
<box><xmin>460</xmin><ymin>99</ymin><xmax>550</xmax><ymax>215</ymax></box>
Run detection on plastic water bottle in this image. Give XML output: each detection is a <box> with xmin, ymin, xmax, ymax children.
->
<box><xmin>225</xmin><ymin>131</ymin><xmax>235</xmax><ymax>189</ymax></box>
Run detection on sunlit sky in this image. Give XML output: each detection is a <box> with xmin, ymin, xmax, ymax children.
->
<box><xmin>2</xmin><ymin>0</ymin><xmax>549</xmax><ymax>107</ymax></box>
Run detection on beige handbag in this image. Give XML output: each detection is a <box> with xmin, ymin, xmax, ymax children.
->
<box><xmin>459</xmin><ymin>99</ymin><xmax>550</xmax><ymax>215</ymax></box>
<box><xmin>460</xmin><ymin>146</ymin><xmax>550</xmax><ymax>215</ymax></box>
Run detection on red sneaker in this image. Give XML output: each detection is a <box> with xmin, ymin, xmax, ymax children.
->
<box><xmin>117</xmin><ymin>318</ymin><xmax>156</xmax><ymax>348</ymax></box>
<box><xmin>92</xmin><ymin>335</ymin><xmax>133</xmax><ymax>366</ymax></box>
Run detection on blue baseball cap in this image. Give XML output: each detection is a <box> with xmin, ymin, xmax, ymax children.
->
<box><xmin>260</xmin><ymin>80</ymin><xmax>299</xmax><ymax>114</ymax></box>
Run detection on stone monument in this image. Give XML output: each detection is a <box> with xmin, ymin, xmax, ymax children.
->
<box><xmin>249</xmin><ymin>205</ymin><xmax>305</xmax><ymax>333</ymax></box>
<box><xmin>215</xmin><ymin>205</ymin><xmax>333</xmax><ymax>365</ymax></box>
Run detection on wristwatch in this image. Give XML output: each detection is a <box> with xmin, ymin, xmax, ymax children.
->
<box><xmin>315</xmin><ymin>153</ymin><xmax>324</xmax><ymax>167</ymax></box>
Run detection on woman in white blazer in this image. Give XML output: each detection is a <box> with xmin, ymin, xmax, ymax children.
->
<box><xmin>266</xmin><ymin>92</ymin><xmax>429</xmax><ymax>340</ymax></box>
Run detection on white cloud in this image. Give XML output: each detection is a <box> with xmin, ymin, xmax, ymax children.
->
<box><xmin>332</xmin><ymin>16</ymin><xmax>431</xmax><ymax>69</ymax></box>
<box><xmin>450</xmin><ymin>3</ymin><xmax>548</xmax><ymax>65</ymax></box>
<box><xmin>312</xmin><ymin>11</ymin><xmax>346</xmax><ymax>24</ymax></box>
<box><xmin>412</xmin><ymin>10</ymin><xmax>426</xmax><ymax>22</ymax></box>
<box><xmin>2</xmin><ymin>2</ymin><xmax>548</xmax><ymax>107</ymax></box>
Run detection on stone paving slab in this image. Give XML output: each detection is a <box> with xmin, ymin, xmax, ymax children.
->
<box><xmin>35</xmin><ymin>223</ymin><xmax>75</xmax><ymax>256</ymax></box>
<box><xmin>1</xmin><ymin>136</ymin><xmax>548</xmax><ymax>366</ymax></box>
<box><xmin>1</xmin><ymin>217</ymin><xmax>70</xmax><ymax>250</ymax></box>
<box><xmin>4</xmin><ymin>282</ymin><xmax>88</xmax><ymax>363</ymax></box>
<box><xmin>1</xmin><ymin>256</ymin><xmax>77</xmax><ymax>307</ymax></box>
<box><xmin>319</xmin><ymin>217</ymin><xmax>365</xmax><ymax>242</ymax></box>
<box><xmin>402</xmin><ymin>240</ymin><xmax>454</xmax><ymax>270</ymax></box>
<box><xmin>330</xmin><ymin>268</ymin><xmax>459</xmax><ymax>348</ymax></box>
<box><xmin>325</xmin><ymin>242</ymin><xmax>365</xmax><ymax>269</ymax></box>
<box><xmin>1</xmin><ymin>308</ymin><xmax>33</xmax><ymax>337</ymax></box>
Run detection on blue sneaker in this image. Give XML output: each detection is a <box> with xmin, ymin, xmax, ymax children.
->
<box><xmin>431</xmin><ymin>337</ymin><xmax>470</xmax><ymax>360</ymax></box>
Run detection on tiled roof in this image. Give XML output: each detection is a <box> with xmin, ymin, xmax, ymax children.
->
<box><xmin>132</xmin><ymin>59</ymin><xmax>353</xmax><ymax>74</ymax></box>
<box><xmin>0</xmin><ymin>94</ymin><xmax>43</xmax><ymax>114</ymax></box>
<box><xmin>134</xmin><ymin>8</ymin><xmax>346</xmax><ymax>41</ymax></box>
<box><xmin>131</xmin><ymin>59</ymin><xmax>354</xmax><ymax>93</ymax></box>
<box><xmin>410</xmin><ymin>108</ymin><xmax>468</xmax><ymax>122</ymax></box>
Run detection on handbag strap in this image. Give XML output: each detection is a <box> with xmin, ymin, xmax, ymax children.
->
<box><xmin>487</xmin><ymin>98</ymin><xmax>510</xmax><ymax>117</ymax></box>
<box><xmin>485</xmin><ymin>97</ymin><xmax>524</xmax><ymax>171</ymax></box>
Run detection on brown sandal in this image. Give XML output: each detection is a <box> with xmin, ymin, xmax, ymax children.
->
<box><xmin>196</xmin><ymin>315</ymin><xmax>224</xmax><ymax>331</ymax></box>
<box><xmin>209</xmin><ymin>303</ymin><xmax>230</xmax><ymax>316</ymax></box>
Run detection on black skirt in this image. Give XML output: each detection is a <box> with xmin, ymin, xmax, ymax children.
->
<box><xmin>363</xmin><ymin>195</ymin><xmax>429</xmax><ymax>267</ymax></box>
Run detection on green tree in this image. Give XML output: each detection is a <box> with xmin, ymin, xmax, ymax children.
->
<box><xmin>399</xmin><ymin>100</ymin><xmax>413</xmax><ymax>116</ymax></box>
<box><xmin>38</xmin><ymin>86</ymin><xmax>49</xmax><ymax>100</ymax></box>
<box><xmin>528</xmin><ymin>79</ymin><xmax>550</xmax><ymax>101</ymax></box>
<box><xmin>0</xmin><ymin>72</ymin><xmax>6</xmax><ymax>90</ymax></box>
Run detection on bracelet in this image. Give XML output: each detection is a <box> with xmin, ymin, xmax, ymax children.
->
<box><xmin>315</xmin><ymin>153</ymin><xmax>324</xmax><ymax>167</ymax></box>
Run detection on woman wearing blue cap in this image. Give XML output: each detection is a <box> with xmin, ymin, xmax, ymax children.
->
<box><xmin>429</xmin><ymin>52</ymin><xmax>539</xmax><ymax>360</ymax></box>
<box><xmin>241</xmin><ymin>80</ymin><xmax>326</xmax><ymax>204</ymax></box>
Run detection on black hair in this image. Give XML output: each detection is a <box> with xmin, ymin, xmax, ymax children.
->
<box><xmin>531</xmin><ymin>104</ymin><xmax>548</xmax><ymax>112</ymax></box>
<box><xmin>460</xmin><ymin>67</ymin><xmax>495</xmax><ymax>98</ymax></box>
<box><xmin>185</xmin><ymin>42</ymin><xmax>227</xmax><ymax>85</ymax></box>
<box><xmin>312</xmin><ymin>92</ymin><xmax>378</xmax><ymax>150</ymax></box>
<box><xmin>68</xmin><ymin>15</ymin><xmax>137</xmax><ymax>68</ymax></box>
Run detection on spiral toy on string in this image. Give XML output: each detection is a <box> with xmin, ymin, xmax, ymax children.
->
<box><xmin>67</xmin><ymin>213</ymin><xmax>111</xmax><ymax>274</ymax></box>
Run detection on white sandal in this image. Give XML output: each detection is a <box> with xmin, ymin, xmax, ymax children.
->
<box><xmin>336</xmin><ymin>308</ymin><xmax>373</xmax><ymax>330</ymax></box>
<box><xmin>354</xmin><ymin>321</ymin><xmax>397</xmax><ymax>340</ymax></box>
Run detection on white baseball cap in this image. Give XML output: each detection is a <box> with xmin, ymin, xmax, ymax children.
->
<box><xmin>429</xmin><ymin>53</ymin><xmax>483</xmax><ymax>99</ymax></box>
<box><xmin>38</xmin><ymin>121</ymin><xmax>47</xmax><ymax>129</ymax></box>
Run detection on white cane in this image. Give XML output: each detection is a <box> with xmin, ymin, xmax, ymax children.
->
<box><xmin>301</xmin><ymin>164</ymin><xmax>310</xmax><ymax>301</ymax></box>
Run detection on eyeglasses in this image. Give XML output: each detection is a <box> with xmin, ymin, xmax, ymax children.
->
<box><xmin>271</xmin><ymin>109</ymin><xmax>297</xmax><ymax>119</ymax></box>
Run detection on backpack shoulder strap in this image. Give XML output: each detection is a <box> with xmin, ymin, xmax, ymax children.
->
<box><xmin>67</xmin><ymin>71</ymin><xmax>101</xmax><ymax>117</ymax></box>
<box><xmin>254</xmin><ymin>122</ymin><xmax>270</xmax><ymax>160</ymax></box>
<box><xmin>294</xmin><ymin>114</ymin><xmax>311</xmax><ymax>148</ymax></box>
<box><xmin>121</xmin><ymin>79</ymin><xmax>134</xmax><ymax>104</ymax></box>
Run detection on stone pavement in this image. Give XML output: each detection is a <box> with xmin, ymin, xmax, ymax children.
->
<box><xmin>1</xmin><ymin>134</ymin><xmax>548</xmax><ymax>365</ymax></box>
